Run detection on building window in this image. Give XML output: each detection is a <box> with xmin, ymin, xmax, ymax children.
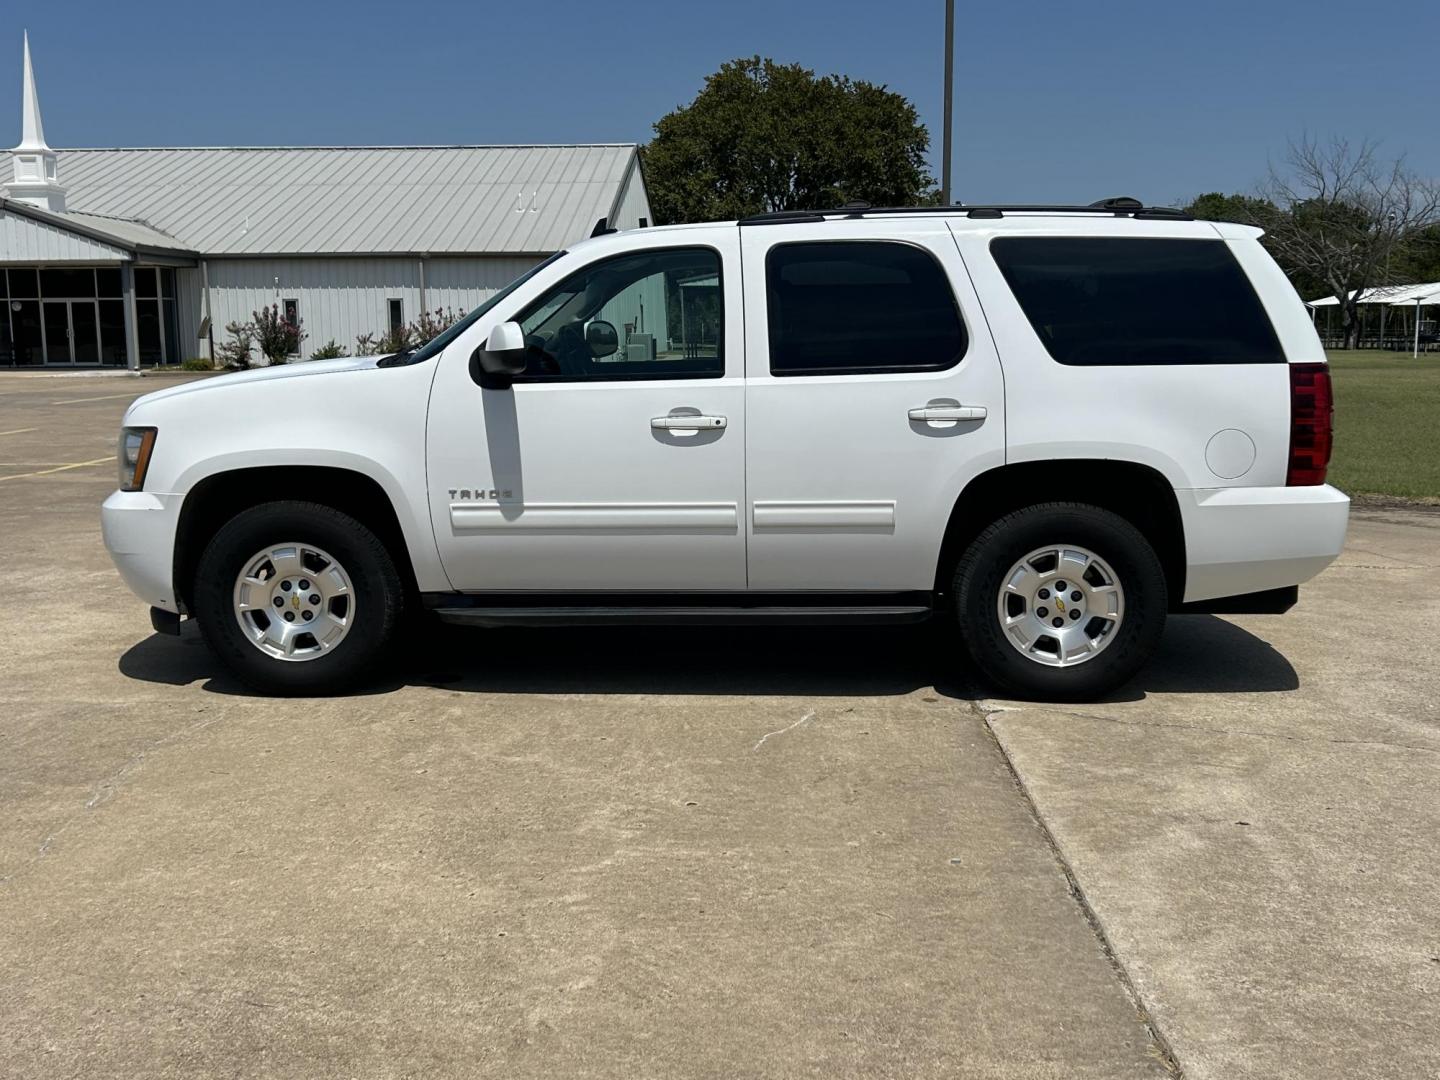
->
<box><xmin>0</xmin><ymin>266</ymin><xmax>173</xmax><ymax>367</ymax></box>
<box><xmin>388</xmin><ymin>298</ymin><xmax>404</xmax><ymax>335</ymax></box>
<box><xmin>281</xmin><ymin>299</ymin><xmax>301</xmax><ymax>355</ymax></box>
<box><xmin>129</xmin><ymin>268</ymin><xmax>179</xmax><ymax>365</ymax></box>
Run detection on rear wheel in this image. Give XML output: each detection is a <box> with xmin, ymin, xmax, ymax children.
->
<box><xmin>193</xmin><ymin>501</ymin><xmax>404</xmax><ymax>695</ymax></box>
<box><xmin>953</xmin><ymin>502</ymin><xmax>1167</xmax><ymax>701</ymax></box>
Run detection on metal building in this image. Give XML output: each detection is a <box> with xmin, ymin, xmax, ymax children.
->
<box><xmin>0</xmin><ymin>34</ymin><xmax>652</xmax><ymax>369</ymax></box>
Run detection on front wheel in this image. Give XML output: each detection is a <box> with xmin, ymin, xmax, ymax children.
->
<box><xmin>192</xmin><ymin>501</ymin><xmax>404</xmax><ymax>695</ymax></box>
<box><xmin>953</xmin><ymin>502</ymin><xmax>1167</xmax><ymax>701</ymax></box>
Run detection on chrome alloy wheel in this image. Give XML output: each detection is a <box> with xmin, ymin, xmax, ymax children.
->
<box><xmin>232</xmin><ymin>542</ymin><xmax>355</xmax><ymax>662</ymax></box>
<box><xmin>996</xmin><ymin>544</ymin><xmax>1125</xmax><ymax>667</ymax></box>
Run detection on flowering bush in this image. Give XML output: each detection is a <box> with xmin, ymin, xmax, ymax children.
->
<box><xmin>409</xmin><ymin>307</ymin><xmax>466</xmax><ymax>345</ymax></box>
<box><xmin>216</xmin><ymin>321</ymin><xmax>255</xmax><ymax>370</ymax></box>
<box><xmin>252</xmin><ymin>304</ymin><xmax>306</xmax><ymax>365</ymax></box>
<box><xmin>375</xmin><ymin>326</ymin><xmax>413</xmax><ymax>354</ymax></box>
<box><xmin>354</xmin><ymin>333</ymin><xmax>379</xmax><ymax>357</ymax></box>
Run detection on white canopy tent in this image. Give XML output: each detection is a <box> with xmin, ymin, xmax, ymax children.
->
<box><xmin>1307</xmin><ymin>283</ymin><xmax>1440</xmax><ymax>351</ymax></box>
<box><xmin>1306</xmin><ymin>282</ymin><xmax>1440</xmax><ymax>307</ymax></box>
<box><xmin>1390</xmin><ymin>291</ymin><xmax>1440</xmax><ymax>357</ymax></box>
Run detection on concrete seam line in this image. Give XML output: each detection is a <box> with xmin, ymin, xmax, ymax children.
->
<box><xmin>972</xmin><ymin>701</ymin><xmax>1186</xmax><ymax>1079</ymax></box>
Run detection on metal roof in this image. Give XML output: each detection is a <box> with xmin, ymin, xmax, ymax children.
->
<box><xmin>0</xmin><ymin>197</ymin><xmax>195</xmax><ymax>256</ymax></box>
<box><xmin>1</xmin><ymin>144</ymin><xmax>640</xmax><ymax>257</ymax></box>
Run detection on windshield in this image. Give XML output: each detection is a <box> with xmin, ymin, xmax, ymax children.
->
<box><xmin>391</xmin><ymin>251</ymin><xmax>567</xmax><ymax>366</ymax></box>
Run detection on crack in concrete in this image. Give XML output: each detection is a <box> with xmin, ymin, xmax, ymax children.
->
<box><xmin>1</xmin><ymin>711</ymin><xmax>222</xmax><ymax>888</ymax></box>
<box><xmin>972</xmin><ymin>700</ymin><xmax>1185</xmax><ymax>1078</ymax></box>
<box><xmin>988</xmin><ymin>705</ymin><xmax>1440</xmax><ymax>757</ymax></box>
<box><xmin>752</xmin><ymin>710</ymin><xmax>816</xmax><ymax>752</ymax></box>
<box><xmin>1336</xmin><ymin>546</ymin><xmax>1431</xmax><ymax>567</ymax></box>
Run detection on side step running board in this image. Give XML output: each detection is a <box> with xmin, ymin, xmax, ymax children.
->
<box><xmin>431</xmin><ymin>604</ymin><xmax>933</xmax><ymax>628</ymax></box>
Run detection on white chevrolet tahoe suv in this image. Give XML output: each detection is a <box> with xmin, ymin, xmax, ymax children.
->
<box><xmin>102</xmin><ymin>199</ymin><xmax>1348</xmax><ymax>700</ymax></box>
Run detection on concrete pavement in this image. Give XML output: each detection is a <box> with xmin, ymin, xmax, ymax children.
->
<box><xmin>987</xmin><ymin>509</ymin><xmax>1440</xmax><ymax>1080</ymax></box>
<box><xmin>1</xmin><ymin>375</ymin><xmax>1166</xmax><ymax>1078</ymax></box>
<box><xmin>2</xmin><ymin>373</ymin><xmax>1437</xmax><ymax>1078</ymax></box>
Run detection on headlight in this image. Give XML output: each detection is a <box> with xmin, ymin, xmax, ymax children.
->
<box><xmin>118</xmin><ymin>427</ymin><xmax>157</xmax><ymax>491</ymax></box>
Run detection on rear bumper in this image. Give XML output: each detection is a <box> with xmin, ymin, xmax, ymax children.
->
<box><xmin>1179</xmin><ymin>484</ymin><xmax>1349</xmax><ymax>603</ymax></box>
<box><xmin>101</xmin><ymin>490</ymin><xmax>182</xmax><ymax>612</ymax></box>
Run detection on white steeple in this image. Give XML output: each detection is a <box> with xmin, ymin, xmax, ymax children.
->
<box><xmin>7</xmin><ymin>32</ymin><xmax>67</xmax><ymax>212</ymax></box>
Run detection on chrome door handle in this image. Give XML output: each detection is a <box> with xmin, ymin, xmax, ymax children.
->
<box><xmin>652</xmin><ymin>414</ymin><xmax>727</xmax><ymax>430</ymax></box>
<box><xmin>908</xmin><ymin>405</ymin><xmax>987</xmax><ymax>421</ymax></box>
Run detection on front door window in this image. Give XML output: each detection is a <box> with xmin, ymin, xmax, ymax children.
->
<box><xmin>514</xmin><ymin>247</ymin><xmax>723</xmax><ymax>380</ymax></box>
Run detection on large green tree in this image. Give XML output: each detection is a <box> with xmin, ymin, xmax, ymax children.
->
<box><xmin>642</xmin><ymin>57</ymin><xmax>933</xmax><ymax>225</ymax></box>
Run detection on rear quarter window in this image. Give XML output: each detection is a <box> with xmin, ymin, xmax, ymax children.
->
<box><xmin>990</xmin><ymin>237</ymin><xmax>1285</xmax><ymax>366</ymax></box>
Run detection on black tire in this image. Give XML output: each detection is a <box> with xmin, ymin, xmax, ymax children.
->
<box><xmin>953</xmin><ymin>502</ymin><xmax>1167</xmax><ymax>702</ymax></box>
<box><xmin>192</xmin><ymin>500</ymin><xmax>404</xmax><ymax>695</ymax></box>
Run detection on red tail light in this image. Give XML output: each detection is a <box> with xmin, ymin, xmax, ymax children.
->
<box><xmin>1287</xmin><ymin>363</ymin><xmax>1333</xmax><ymax>486</ymax></box>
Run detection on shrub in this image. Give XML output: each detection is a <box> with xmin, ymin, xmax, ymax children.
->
<box><xmin>215</xmin><ymin>321</ymin><xmax>255</xmax><ymax>370</ymax></box>
<box><xmin>409</xmin><ymin>306</ymin><xmax>466</xmax><ymax>345</ymax></box>
<box><xmin>375</xmin><ymin>326</ymin><xmax>413</xmax><ymax>355</ymax></box>
<box><xmin>354</xmin><ymin>333</ymin><xmax>379</xmax><ymax>357</ymax></box>
<box><xmin>310</xmin><ymin>340</ymin><xmax>348</xmax><ymax>360</ymax></box>
<box><xmin>181</xmin><ymin>357</ymin><xmax>214</xmax><ymax>371</ymax></box>
<box><xmin>252</xmin><ymin>304</ymin><xmax>306</xmax><ymax>365</ymax></box>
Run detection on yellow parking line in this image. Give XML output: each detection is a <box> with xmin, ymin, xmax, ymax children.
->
<box><xmin>50</xmin><ymin>392</ymin><xmax>139</xmax><ymax>405</ymax></box>
<box><xmin>0</xmin><ymin>428</ymin><xmax>39</xmax><ymax>436</ymax></box>
<box><xmin>0</xmin><ymin>456</ymin><xmax>113</xmax><ymax>483</ymax></box>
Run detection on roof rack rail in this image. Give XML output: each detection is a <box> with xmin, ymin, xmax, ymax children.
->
<box><xmin>737</xmin><ymin>199</ymin><xmax>1191</xmax><ymax>226</ymax></box>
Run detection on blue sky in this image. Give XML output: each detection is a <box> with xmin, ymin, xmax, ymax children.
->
<box><xmin>7</xmin><ymin>0</ymin><xmax>1438</xmax><ymax>205</ymax></box>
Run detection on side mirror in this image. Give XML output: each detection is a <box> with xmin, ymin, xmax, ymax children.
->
<box><xmin>471</xmin><ymin>321</ymin><xmax>527</xmax><ymax>388</ymax></box>
<box><xmin>586</xmin><ymin>320</ymin><xmax>619</xmax><ymax>359</ymax></box>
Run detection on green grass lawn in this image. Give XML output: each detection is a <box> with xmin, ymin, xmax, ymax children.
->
<box><xmin>1326</xmin><ymin>350</ymin><xmax>1440</xmax><ymax>500</ymax></box>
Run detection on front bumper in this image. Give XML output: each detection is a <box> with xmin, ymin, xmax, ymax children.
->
<box><xmin>101</xmin><ymin>490</ymin><xmax>182</xmax><ymax>612</ymax></box>
<box><xmin>1179</xmin><ymin>484</ymin><xmax>1350</xmax><ymax>603</ymax></box>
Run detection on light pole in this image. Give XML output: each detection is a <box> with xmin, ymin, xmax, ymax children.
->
<box><xmin>941</xmin><ymin>0</ymin><xmax>954</xmax><ymax>205</ymax></box>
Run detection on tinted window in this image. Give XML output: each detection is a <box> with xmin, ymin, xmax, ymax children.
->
<box><xmin>40</xmin><ymin>268</ymin><xmax>96</xmax><ymax>298</ymax></box>
<box><xmin>8</xmin><ymin>269</ymin><xmax>39</xmax><ymax>298</ymax></box>
<box><xmin>991</xmin><ymin>237</ymin><xmax>1284</xmax><ymax>366</ymax></box>
<box><xmin>514</xmin><ymin>247</ymin><xmax>723</xmax><ymax>381</ymax></box>
<box><xmin>766</xmin><ymin>242</ymin><xmax>966</xmax><ymax>376</ymax></box>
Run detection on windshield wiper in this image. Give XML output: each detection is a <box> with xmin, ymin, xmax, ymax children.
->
<box><xmin>376</xmin><ymin>345</ymin><xmax>418</xmax><ymax>368</ymax></box>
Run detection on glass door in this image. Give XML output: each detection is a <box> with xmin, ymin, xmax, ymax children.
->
<box><xmin>42</xmin><ymin>301</ymin><xmax>72</xmax><ymax>364</ymax></box>
<box><xmin>70</xmin><ymin>302</ymin><xmax>100</xmax><ymax>364</ymax></box>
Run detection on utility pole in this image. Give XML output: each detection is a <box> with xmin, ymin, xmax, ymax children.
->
<box><xmin>941</xmin><ymin>0</ymin><xmax>955</xmax><ymax>205</ymax></box>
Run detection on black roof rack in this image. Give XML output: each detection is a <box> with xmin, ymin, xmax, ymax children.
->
<box><xmin>737</xmin><ymin>198</ymin><xmax>1191</xmax><ymax>226</ymax></box>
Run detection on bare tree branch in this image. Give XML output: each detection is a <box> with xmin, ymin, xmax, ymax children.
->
<box><xmin>1253</xmin><ymin>136</ymin><xmax>1440</xmax><ymax>346</ymax></box>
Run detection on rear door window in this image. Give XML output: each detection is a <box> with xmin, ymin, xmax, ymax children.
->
<box><xmin>766</xmin><ymin>241</ymin><xmax>967</xmax><ymax>376</ymax></box>
<box><xmin>990</xmin><ymin>237</ymin><xmax>1284</xmax><ymax>366</ymax></box>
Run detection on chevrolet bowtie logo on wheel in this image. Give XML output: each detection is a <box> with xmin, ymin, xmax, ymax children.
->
<box><xmin>291</xmin><ymin>594</ymin><xmax>301</xmax><ymax>610</ymax></box>
<box><xmin>1056</xmin><ymin>597</ymin><xmax>1067</xmax><ymax>613</ymax></box>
